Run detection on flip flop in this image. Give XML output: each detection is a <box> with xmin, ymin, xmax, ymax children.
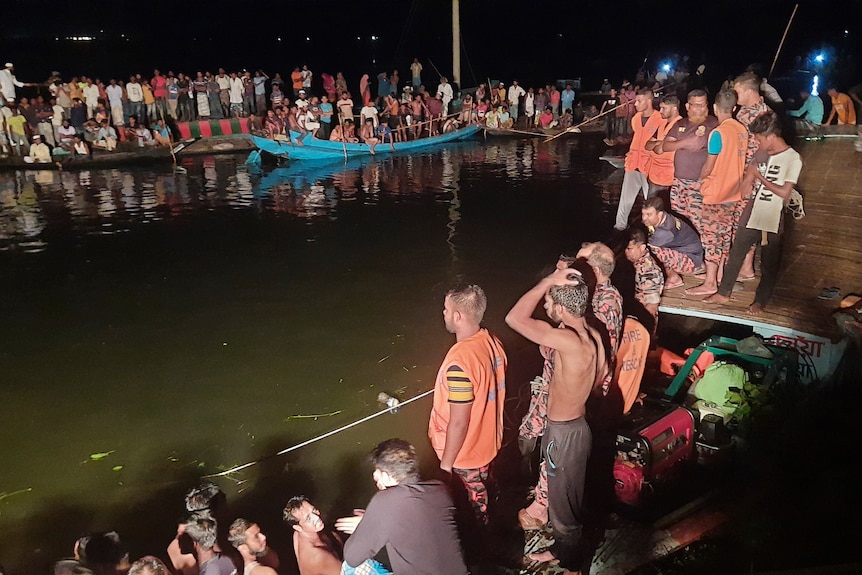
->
<box><xmin>737</xmin><ymin>275</ymin><xmax>756</xmax><ymax>282</ymax></box>
<box><xmin>818</xmin><ymin>287</ymin><xmax>841</xmax><ymax>300</ymax></box>
<box><xmin>665</xmin><ymin>279</ymin><xmax>685</xmax><ymax>290</ymax></box>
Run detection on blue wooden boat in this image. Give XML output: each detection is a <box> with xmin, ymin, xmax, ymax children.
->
<box><xmin>249</xmin><ymin>124</ymin><xmax>480</xmax><ymax>161</ymax></box>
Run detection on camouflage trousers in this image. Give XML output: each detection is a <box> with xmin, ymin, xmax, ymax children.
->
<box><xmin>701</xmin><ymin>201</ymin><xmax>743</xmax><ymax>265</ymax></box>
<box><xmin>651</xmin><ymin>246</ymin><xmax>698</xmax><ymax>275</ymax></box>
<box><xmin>453</xmin><ymin>463</ymin><xmax>491</xmax><ymax>524</ymax></box>
<box><xmin>670</xmin><ymin>177</ymin><xmax>704</xmax><ymax>234</ymax></box>
<box><xmin>518</xmin><ymin>376</ymin><xmax>549</xmax><ymax>442</ymax></box>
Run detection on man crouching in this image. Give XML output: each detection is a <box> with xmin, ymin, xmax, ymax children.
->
<box><xmin>505</xmin><ymin>268</ymin><xmax>608</xmax><ymax>575</ymax></box>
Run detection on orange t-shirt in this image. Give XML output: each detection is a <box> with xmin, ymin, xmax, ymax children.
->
<box><xmin>613</xmin><ymin>318</ymin><xmax>650</xmax><ymax>415</ymax></box>
<box><xmin>701</xmin><ymin>118</ymin><xmax>748</xmax><ymax>204</ymax></box>
<box><xmin>625</xmin><ymin>110</ymin><xmax>665</xmax><ymax>173</ymax></box>
<box><xmin>831</xmin><ymin>92</ymin><xmax>857</xmax><ymax>125</ymax></box>
<box><xmin>428</xmin><ymin>329</ymin><xmax>507</xmax><ymax>470</ymax></box>
<box><xmin>291</xmin><ymin>72</ymin><xmax>303</xmax><ymax>91</ymax></box>
<box><xmin>648</xmin><ymin>115</ymin><xmax>682</xmax><ymax>186</ymax></box>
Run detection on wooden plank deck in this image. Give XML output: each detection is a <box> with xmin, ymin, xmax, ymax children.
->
<box><xmin>659</xmin><ymin>137</ymin><xmax>862</xmax><ymax>344</ymax></box>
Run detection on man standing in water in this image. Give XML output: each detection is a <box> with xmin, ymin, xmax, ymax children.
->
<box><xmin>428</xmin><ymin>284</ymin><xmax>507</xmax><ymax>527</ymax></box>
<box><xmin>284</xmin><ymin>496</ymin><xmax>347</xmax><ymax>575</ymax></box>
<box><xmin>506</xmin><ymin>269</ymin><xmax>608</xmax><ymax>575</ymax></box>
<box><xmin>227</xmin><ymin>520</ymin><xmax>278</xmax><ymax>575</ymax></box>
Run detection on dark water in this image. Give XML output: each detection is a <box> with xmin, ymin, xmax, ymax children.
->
<box><xmin>0</xmin><ymin>136</ymin><xmax>622</xmax><ymax>572</ymax></box>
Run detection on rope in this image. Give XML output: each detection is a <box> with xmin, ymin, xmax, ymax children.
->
<box><xmin>203</xmin><ymin>388</ymin><xmax>435</xmax><ymax>478</ymax></box>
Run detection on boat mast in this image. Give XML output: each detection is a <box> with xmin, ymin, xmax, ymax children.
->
<box><xmin>452</xmin><ymin>0</ymin><xmax>461</xmax><ymax>88</ymax></box>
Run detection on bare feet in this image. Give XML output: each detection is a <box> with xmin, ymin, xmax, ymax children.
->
<box><xmin>685</xmin><ymin>283</ymin><xmax>717</xmax><ymax>296</ymax></box>
<box><xmin>748</xmin><ymin>302</ymin><xmax>764</xmax><ymax>315</ymax></box>
<box><xmin>737</xmin><ymin>274</ymin><xmax>756</xmax><ymax>282</ymax></box>
<box><xmin>527</xmin><ymin>550</ymin><xmax>559</xmax><ymax>564</ymax></box>
<box><xmin>665</xmin><ymin>278</ymin><xmax>685</xmax><ymax>290</ymax></box>
<box><xmin>703</xmin><ymin>293</ymin><xmax>730</xmax><ymax>304</ymax></box>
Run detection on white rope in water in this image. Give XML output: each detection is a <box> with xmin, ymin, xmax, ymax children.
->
<box><xmin>204</xmin><ymin>388</ymin><xmax>435</xmax><ymax>478</ymax></box>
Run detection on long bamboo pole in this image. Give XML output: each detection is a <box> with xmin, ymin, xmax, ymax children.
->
<box><xmin>769</xmin><ymin>4</ymin><xmax>799</xmax><ymax>78</ymax></box>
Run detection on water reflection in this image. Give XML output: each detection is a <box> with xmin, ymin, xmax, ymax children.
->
<box><xmin>0</xmin><ymin>138</ymin><xmax>621</xmax><ymax>253</ymax></box>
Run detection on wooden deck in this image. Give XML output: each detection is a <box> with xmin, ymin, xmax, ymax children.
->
<box><xmin>659</xmin><ymin>136</ymin><xmax>862</xmax><ymax>342</ymax></box>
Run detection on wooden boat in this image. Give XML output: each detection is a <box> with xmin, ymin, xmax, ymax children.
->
<box><xmin>0</xmin><ymin>146</ymin><xmax>175</xmax><ymax>171</ymax></box>
<box><xmin>249</xmin><ymin>124</ymin><xmax>480</xmax><ymax>161</ymax></box>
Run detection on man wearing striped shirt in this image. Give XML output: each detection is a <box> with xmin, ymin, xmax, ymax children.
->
<box><xmin>428</xmin><ymin>284</ymin><xmax>507</xmax><ymax>526</ymax></box>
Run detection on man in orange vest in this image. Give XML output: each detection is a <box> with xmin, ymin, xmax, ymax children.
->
<box><xmin>614</xmin><ymin>88</ymin><xmax>666</xmax><ymax>231</ymax></box>
<box><xmin>428</xmin><ymin>284</ymin><xmax>507</xmax><ymax>527</ymax></box>
<box><xmin>686</xmin><ymin>89</ymin><xmax>749</xmax><ymax>296</ymax></box>
<box><xmin>644</xmin><ymin>95</ymin><xmax>682</xmax><ymax>205</ymax></box>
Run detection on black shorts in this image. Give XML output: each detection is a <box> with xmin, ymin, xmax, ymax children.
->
<box><xmin>387</xmin><ymin>115</ymin><xmax>400</xmax><ymax>129</ymax></box>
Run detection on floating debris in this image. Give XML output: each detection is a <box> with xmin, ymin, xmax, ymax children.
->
<box><xmin>0</xmin><ymin>487</ymin><xmax>32</xmax><ymax>502</ymax></box>
<box><xmin>89</xmin><ymin>451</ymin><xmax>115</xmax><ymax>461</ymax></box>
<box><xmin>378</xmin><ymin>355</ymin><xmax>391</xmax><ymax>363</ymax></box>
<box><xmin>112</xmin><ymin>465</ymin><xmax>124</xmax><ymax>472</ymax></box>
<box><xmin>377</xmin><ymin>392</ymin><xmax>400</xmax><ymax>414</ymax></box>
<box><xmin>284</xmin><ymin>410</ymin><xmax>343</xmax><ymax>421</ymax></box>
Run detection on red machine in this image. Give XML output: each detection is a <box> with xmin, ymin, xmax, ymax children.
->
<box><xmin>613</xmin><ymin>336</ymin><xmax>797</xmax><ymax>507</ymax></box>
<box><xmin>614</xmin><ymin>405</ymin><xmax>696</xmax><ymax>505</ymax></box>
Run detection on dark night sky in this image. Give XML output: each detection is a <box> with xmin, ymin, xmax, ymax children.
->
<box><xmin>1</xmin><ymin>0</ymin><xmax>859</xmax><ymax>93</ymax></box>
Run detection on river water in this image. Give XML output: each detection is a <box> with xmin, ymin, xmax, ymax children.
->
<box><xmin>0</xmin><ymin>136</ymin><xmax>622</xmax><ymax>572</ymax></box>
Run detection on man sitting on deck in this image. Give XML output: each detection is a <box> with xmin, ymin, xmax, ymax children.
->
<box><xmin>704</xmin><ymin>111</ymin><xmax>802</xmax><ymax>315</ymax></box>
<box><xmin>640</xmin><ymin>196</ymin><xmax>704</xmax><ymax>290</ymax></box>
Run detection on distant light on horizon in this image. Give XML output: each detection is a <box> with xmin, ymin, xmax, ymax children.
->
<box><xmin>67</xmin><ymin>36</ymin><xmax>94</xmax><ymax>41</ymax></box>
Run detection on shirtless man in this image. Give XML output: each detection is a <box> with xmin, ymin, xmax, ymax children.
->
<box><xmin>359</xmin><ymin>118</ymin><xmax>379</xmax><ymax>154</ymax></box>
<box><xmin>506</xmin><ymin>268</ymin><xmax>608</xmax><ymax>575</ymax></box>
<box><xmin>284</xmin><ymin>496</ymin><xmax>344</xmax><ymax>575</ymax></box>
<box><xmin>227</xmin><ymin>520</ymin><xmax>278</xmax><ymax>575</ymax></box>
<box><xmin>410</xmin><ymin>94</ymin><xmax>427</xmax><ymax>138</ymax></box>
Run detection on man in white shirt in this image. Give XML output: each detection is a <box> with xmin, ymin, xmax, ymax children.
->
<box><xmin>436</xmin><ymin>77</ymin><xmax>454</xmax><ymax>116</ymax></box>
<box><xmin>507</xmin><ymin>80</ymin><xmax>526</xmax><ymax>122</ymax></box>
<box><xmin>301</xmin><ymin>65</ymin><xmax>313</xmax><ymax>91</ymax></box>
<box><xmin>359</xmin><ymin>101</ymin><xmax>378</xmax><ymax>128</ymax></box>
<box><xmin>82</xmin><ymin>78</ymin><xmax>100</xmax><ymax>119</ymax></box>
<box><xmin>216</xmin><ymin>68</ymin><xmax>232</xmax><ymax>118</ymax></box>
<box><xmin>106</xmin><ymin>79</ymin><xmax>124</xmax><ymax>127</ymax></box>
<box><xmin>295</xmin><ymin>90</ymin><xmax>309</xmax><ymax>111</ymax></box>
<box><xmin>26</xmin><ymin>134</ymin><xmax>52</xmax><ymax>162</ymax></box>
<box><xmin>229</xmin><ymin>72</ymin><xmax>244</xmax><ymax>117</ymax></box>
<box><xmin>51</xmin><ymin>97</ymin><xmax>65</xmax><ymax>139</ymax></box>
<box><xmin>127</xmin><ymin>76</ymin><xmax>143</xmax><ymax>121</ymax></box>
<box><xmin>0</xmin><ymin>63</ymin><xmax>28</xmax><ymax>103</ymax></box>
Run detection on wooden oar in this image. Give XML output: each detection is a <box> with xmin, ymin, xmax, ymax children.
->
<box><xmin>542</xmin><ymin>102</ymin><xmax>627</xmax><ymax>143</ymax></box>
<box><xmin>483</xmin><ymin>126</ymin><xmax>545</xmax><ymax>137</ymax></box>
<box><xmin>544</xmin><ymin>79</ymin><xmax>683</xmax><ymax>143</ymax></box>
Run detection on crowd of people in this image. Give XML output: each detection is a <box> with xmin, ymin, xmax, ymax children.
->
<box><xmin>2</xmin><ymin>51</ymin><xmax>860</xmax><ymax>574</ymax></box>
<box><xmin>610</xmin><ymin>68</ymin><xmax>815</xmax><ymax>317</ymax></box>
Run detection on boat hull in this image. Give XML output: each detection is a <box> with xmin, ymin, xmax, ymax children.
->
<box><xmin>251</xmin><ymin>125</ymin><xmax>480</xmax><ymax>161</ymax></box>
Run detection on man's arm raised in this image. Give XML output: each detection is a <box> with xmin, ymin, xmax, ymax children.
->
<box><xmin>505</xmin><ymin>268</ymin><xmax>580</xmax><ymax>348</ymax></box>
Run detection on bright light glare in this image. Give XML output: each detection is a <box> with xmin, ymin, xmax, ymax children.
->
<box><xmin>661</xmin><ymin>63</ymin><xmax>671</xmax><ymax>73</ymax></box>
<box><xmin>811</xmin><ymin>75</ymin><xmax>819</xmax><ymax>97</ymax></box>
<box><xmin>814</xmin><ymin>53</ymin><xmax>825</xmax><ymax>63</ymax></box>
